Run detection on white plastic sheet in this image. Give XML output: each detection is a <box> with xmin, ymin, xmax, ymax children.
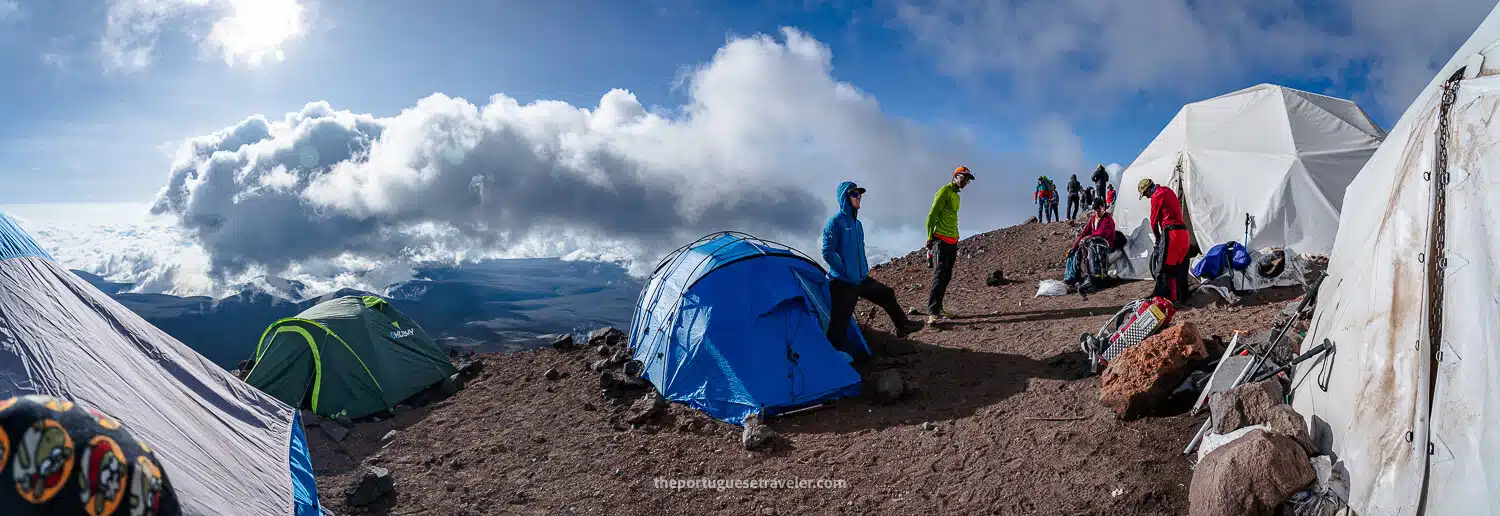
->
<box><xmin>1034</xmin><ymin>279</ymin><xmax>1068</xmax><ymax>297</ymax></box>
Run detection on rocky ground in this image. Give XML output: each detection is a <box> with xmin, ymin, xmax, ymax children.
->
<box><xmin>307</xmin><ymin>221</ymin><xmax>1310</xmax><ymax>515</ymax></box>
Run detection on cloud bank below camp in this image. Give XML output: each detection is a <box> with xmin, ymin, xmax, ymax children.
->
<box><xmin>21</xmin><ymin>28</ymin><xmax>1109</xmax><ymax>296</ymax></box>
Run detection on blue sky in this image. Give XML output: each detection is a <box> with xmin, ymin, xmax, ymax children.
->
<box><xmin>5</xmin><ymin>0</ymin><xmax>1491</xmax><ymax>204</ymax></box>
<box><xmin>0</xmin><ymin>0</ymin><xmax>1496</xmax><ymax>295</ymax></box>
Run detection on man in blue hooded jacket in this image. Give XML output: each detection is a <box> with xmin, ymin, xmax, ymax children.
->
<box><xmin>822</xmin><ymin>181</ymin><xmax>925</xmax><ymax>363</ymax></box>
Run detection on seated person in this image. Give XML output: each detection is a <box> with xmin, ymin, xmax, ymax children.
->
<box><xmin>1071</xmin><ymin>199</ymin><xmax>1116</xmax><ymax>292</ymax></box>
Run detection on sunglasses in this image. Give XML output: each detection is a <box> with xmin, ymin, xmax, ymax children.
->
<box><xmin>849</xmin><ymin>191</ymin><xmax>863</xmax><ymax>198</ymax></box>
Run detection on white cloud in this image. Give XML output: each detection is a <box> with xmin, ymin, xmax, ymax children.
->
<box><xmin>891</xmin><ymin>0</ymin><xmax>1497</xmax><ymax>119</ymax></box>
<box><xmin>101</xmin><ymin>0</ymin><xmax>306</xmax><ymax>73</ymax></box>
<box><xmin>125</xmin><ymin>28</ymin><xmax>1073</xmax><ymax>293</ymax></box>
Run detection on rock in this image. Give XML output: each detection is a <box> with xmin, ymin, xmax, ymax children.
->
<box><xmin>761</xmin><ymin>508</ymin><xmax>777</xmax><ymax>516</ymax></box>
<box><xmin>1099</xmin><ymin>322</ymin><xmax>1209</xmax><ymax>420</ymax></box>
<box><xmin>872</xmin><ymin>370</ymin><xmax>906</xmax><ymax>404</ymax></box>
<box><xmin>544</xmin><ymin>368</ymin><xmax>562</xmax><ymax>381</ymax></box>
<box><xmin>582</xmin><ymin>402</ymin><xmax>596</xmax><ymax>412</ymax></box>
<box><xmin>1262</xmin><ymin>405</ymin><xmax>1316</xmax><ymax>455</ymax></box>
<box><xmin>1189</xmin><ymin>429</ymin><xmax>1314</xmax><ymax>516</ymax></box>
<box><xmin>551</xmin><ymin>334</ymin><xmax>576</xmax><ymax>350</ymax></box>
<box><xmin>623</xmin><ymin>360</ymin><xmax>644</xmax><ymax>377</ymax></box>
<box><xmin>344</xmin><ymin>465</ymin><xmax>395</xmax><ymax>507</ymax></box>
<box><xmin>742</xmin><ymin>414</ymin><xmax>777</xmax><ymax>450</ymax></box>
<box><xmin>381</xmin><ymin>430</ymin><xmax>398</xmax><ymax>445</ymax></box>
<box><xmin>1024</xmin><ymin>216</ymin><xmax>1039</xmax><ymax>225</ymax></box>
<box><xmin>441</xmin><ymin>374</ymin><xmax>465</xmax><ymax>395</ymax></box>
<box><xmin>456</xmin><ymin>359</ymin><xmax>484</xmax><ymax>375</ymax></box>
<box><xmin>589</xmin><ymin>327</ymin><xmax>626</xmax><ymax>347</ymax></box>
<box><xmin>600</xmin><ymin>371</ymin><xmax>649</xmax><ymax>391</ymax></box>
<box><xmin>596</xmin><ymin>345</ymin><xmax>612</xmax><ymax>357</ymax></box>
<box><xmin>335</xmin><ymin>416</ymin><xmax>353</xmax><ymax>426</ymax></box>
<box><xmin>920</xmin><ymin>422</ymin><xmax>936</xmax><ymax>431</ymax></box>
<box><xmin>320</xmin><ymin>420</ymin><xmax>350</xmax><ymax>442</ymax></box>
<box><xmin>985</xmin><ymin>269</ymin><xmax>1008</xmax><ymax>287</ymax></box>
<box><xmin>590</xmin><ymin>359</ymin><xmax>611</xmax><ymax>372</ymax></box>
<box><xmin>1208</xmin><ymin>379</ymin><xmax>1285</xmax><ymax>433</ymax></box>
<box><xmin>299</xmin><ymin>409</ymin><xmax>318</xmax><ymax>426</ymax></box>
<box><xmin>626</xmin><ymin>392</ymin><xmax>667</xmax><ymax>425</ymax></box>
<box><xmin>609</xmin><ymin>349</ymin><xmax>632</xmax><ymax>367</ymax></box>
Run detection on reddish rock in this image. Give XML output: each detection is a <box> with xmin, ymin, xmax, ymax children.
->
<box><xmin>1209</xmin><ymin>379</ymin><xmax>1314</xmax><ymax>454</ymax></box>
<box><xmin>1189</xmin><ymin>429</ymin><xmax>1315</xmax><ymax>516</ymax></box>
<box><xmin>1100</xmin><ymin>322</ymin><xmax>1208</xmax><ymax>420</ymax></box>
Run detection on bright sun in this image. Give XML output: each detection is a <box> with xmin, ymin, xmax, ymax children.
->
<box><xmin>208</xmin><ymin>0</ymin><xmax>305</xmax><ymax>67</ymax></box>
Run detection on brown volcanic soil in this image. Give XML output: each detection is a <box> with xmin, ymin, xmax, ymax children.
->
<box><xmin>309</xmin><ymin>221</ymin><xmax>1306</xmax><ymax>516</ymax></box>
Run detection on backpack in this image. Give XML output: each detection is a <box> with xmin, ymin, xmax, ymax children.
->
<box><xmin>1191</xmin><ymin>241</ymin><xmax>1252</xmax><ymax>279</ymax></box>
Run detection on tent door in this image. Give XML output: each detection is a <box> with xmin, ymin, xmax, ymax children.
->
<box><xmin>1172</xmin><ymin>153</ymin><xmax>1201</xmax><ymax>250</ymax></box>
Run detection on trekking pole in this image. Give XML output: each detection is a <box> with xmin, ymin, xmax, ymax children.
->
<box><xmin>1249</xmin><ymin>340</ymin><xmax>1334</xmax><ymax>384</ymax></box>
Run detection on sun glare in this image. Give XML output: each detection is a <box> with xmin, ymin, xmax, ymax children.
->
<box><xmin>208</xmin><ymin>0</ymin><xmax>305</xmax><ymax>67</ymax></box>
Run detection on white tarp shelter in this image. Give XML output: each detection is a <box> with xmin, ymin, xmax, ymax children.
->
<box><xmin>0</xmin><ymin>212</ymin><xmax>322</xmax><ymax>515</ymax></box>
<box><xmin>1292</xmin><ymin>3</ymin><xmax>1500</xmax><ymax>514</ymax></box>
<box><xmin>1112</xmin><ymin>84</ymin><xmax>1386</xmax><ymax>279</ymax></box>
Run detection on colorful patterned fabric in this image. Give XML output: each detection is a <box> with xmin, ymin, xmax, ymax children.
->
<box><xmin>0</xmin><ymin>395</ymin><xmax>179</xmax><ymax>516</ymax></box>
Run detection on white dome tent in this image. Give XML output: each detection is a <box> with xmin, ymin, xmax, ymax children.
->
<box><xmin>1291</xmin><ymin>2</ymin><xmax>1500</xmax><ymax>514</ymax></box>
<box><xmin>1112</xmin><ymin>84</ymin><xmax>1386</xmax><ymax>280</ymax></box>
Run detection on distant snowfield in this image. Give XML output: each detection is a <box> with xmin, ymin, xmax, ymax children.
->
<box><xmin>3</xmin><ymin>202</ymin><xmax>935</xmax><ymax>298</ymax></box>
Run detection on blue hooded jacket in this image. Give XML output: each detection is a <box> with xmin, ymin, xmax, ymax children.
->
<box><xmin>821</xmin><ymin>181</ymin><xmax>868</xmax><ymax>285</ymax></box>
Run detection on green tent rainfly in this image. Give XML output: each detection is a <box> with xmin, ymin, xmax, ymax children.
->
<box><xmin>244</xmin><ymin>295</ymin><xmax>458</xmax><ymax>419</ymax></box>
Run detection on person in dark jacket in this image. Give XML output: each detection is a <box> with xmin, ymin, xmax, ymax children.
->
<box><xmin>822</xmin><ymin>181</ymin><xmax>924</xmax><ymax>363</ymax></box>
<box><xmin>1091</xmin><ymin>164</ymin><xmax>1110</xmax><ymax>197</ymax></box>
<box><xmin>1139</xmin><ymin>178</ymin><xmax>1191</xmax><ymax>302</ymax></box>
<box><xmin>1065</xmin><ymin>175</ymin><xmax>1082</xmax><ymax>220</ymax></box>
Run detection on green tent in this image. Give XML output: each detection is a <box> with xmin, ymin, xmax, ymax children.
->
<box><xmin>244</xmin><ymin>295</ymin><xmax>457</xmax><ymax>419</ymax></box>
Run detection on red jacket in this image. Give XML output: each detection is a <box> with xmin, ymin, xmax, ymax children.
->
<box><xmin>1105</xmin><ymin>189</ymin><xmax>1116</xmax><ymax>204</ymax></box>
<box><xmin>1075</xmin><ymin>212</ymin><xmax>1116</xmax><ymax>249</ymax></box>
<box><xmin>1149</xmin><ymin>186</ymin><xmax>1185</xmax><ymax>233</ymax></box>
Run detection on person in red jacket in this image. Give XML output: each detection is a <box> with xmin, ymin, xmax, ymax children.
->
<box><xmin>1138</xmin><ymin>178</ymin><xmax>1191</xmax><ymax>302</ymax></box>
<box><xmin>1073</xmin><ymin>198</ymin><xmax>1115</xmax><ymax>251</ymax></box>
<box><xmin>1105</xmin><ymin>184</ymin><xmax>1116</xmax><ymax>207</ymax></box>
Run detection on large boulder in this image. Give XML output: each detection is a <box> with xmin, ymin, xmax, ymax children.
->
<box><xmin>1207</xmin><ymin>379</ymin><xmax>1314</xmax><ymax>454</ymax></box>
<box><xmin>1100</xmin><ymin>322</ymin><xmax>1208</xmax><ymax>419</ymax></box>
<box><xmin>1189</xmin><ymin>429</ymin><xmax>1314</xmax><ymax>516</ymax></box>
<box><xmin>1208</xmin><ymin>379</ymin><xmax>1283</xmax><ymax>432</ymax></box>
<box><xmin>600</xmin><ymin>371</ymin><xmax>649</xmax><ymax>391</ymax></box>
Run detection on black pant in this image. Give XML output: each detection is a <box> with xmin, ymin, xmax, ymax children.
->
<box><xmin>1067</xmin><ymin>195</ymin><xmax>1080</xmax><ymax>219</ymax></box>
<box><xmin>928</xmin><ymin>241</ymin><xmax>958</xmax><ymax>315</ymax></box>
<box><xmin>827</xmin><ymin>278</ymin><xmax>909</xmax><ymax>362</ymax></box>
<box><xmin>1095</xmin><ymin>180</ymin><xmax>1108</xmax><ymax>198</ymax></box>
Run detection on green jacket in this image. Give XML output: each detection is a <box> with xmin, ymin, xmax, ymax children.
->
<box><xmin>926</xmin><ymin>183</ymin><xmax>961</xmax><ymax>239</ymax></box>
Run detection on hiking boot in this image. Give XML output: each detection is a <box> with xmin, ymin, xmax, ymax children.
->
<box><xmin>896</xmin><ymin>320</ymin><xmax>925</xmax><ymax>338</ymax></box>
<box><xmin>925</xmin><ymin>315</ymin><xmax>940</xmax><ymax>325</ymax></box>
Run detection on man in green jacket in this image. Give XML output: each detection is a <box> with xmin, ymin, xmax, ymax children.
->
<box><xmin>925</xmin><ymin>166</ymin><xmax>974</xmax><ymax>324</ymax></box>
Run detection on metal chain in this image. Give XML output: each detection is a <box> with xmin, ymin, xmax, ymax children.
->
<box><xmin>1428</xmin><ymin>73</ymin><xmax>1461</xmax><ymax>363</ymax></box>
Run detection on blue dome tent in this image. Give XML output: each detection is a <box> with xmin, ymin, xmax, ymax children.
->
<box><xmin>629</xmin><ymin>232</ymin><xmax>869</xmax><ymax>425</ymax></box>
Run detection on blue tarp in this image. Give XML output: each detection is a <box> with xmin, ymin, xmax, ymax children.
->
<box><xmin>0</xmin><ymin>213</ymin><xmax>52</xmax><ymax>261</ymax></box>
<box><xmin>630</xmin><ymin>233</ymin><xmax>865</xmax><ymax>425</ymax></box>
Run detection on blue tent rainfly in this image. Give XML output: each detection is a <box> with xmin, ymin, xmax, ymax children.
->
<box><xmin>629</xmin><ymin>232</ymin><xmax>869</xmax><ymax>425</ymax></box>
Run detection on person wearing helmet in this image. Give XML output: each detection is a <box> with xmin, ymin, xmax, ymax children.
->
<box><xmin>823</xmin><ymin>182</ymin><xmax>925</xmax><ymax>365</ymax></box>
<box><xmin>925</xmin><ymin>166</ymin><xmax>973</xmax><ymax>323</ymax></box>
<box><xmin>1139</xmin><ymin>178</ymin><xmax>1191</xmax><ymax>302</ymax></box>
